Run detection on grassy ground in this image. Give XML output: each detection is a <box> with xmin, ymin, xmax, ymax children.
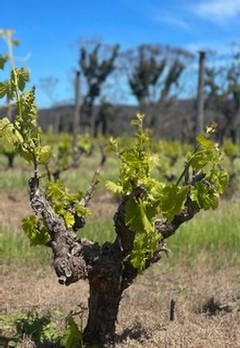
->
<box><xmin>1</xmin><ymin>152</ymin><xmax>240</xmax><ymax>347</ymax></box>
<box><xmin>1</xmin><ymin>188</ymin><xmax>239</xmax><ymax>268</ymax></box>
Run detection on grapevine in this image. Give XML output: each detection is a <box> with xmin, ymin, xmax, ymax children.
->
<box><xmin>0</xmin><ymin>30</ymin><xmax>92</xmax><ymax>244</ymax></box>
<box><xmin>107</xmin><ymin>114</ymin><xmax>229</xmax><ymax>269</ymax></box>
<box><xmin>0</xmin><ymin>30</ymin><xmax>230</xmax><ymax>347</ymax></box>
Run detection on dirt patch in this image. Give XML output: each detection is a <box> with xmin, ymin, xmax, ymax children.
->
<box><xmin>1</xmin><ymin>265</ymin><xmax>89</xmax><ymax>314</ymax></box>
<box><xmin>0</xmin><ymin>191</ymin><xmax>32</xmax><ymax>231</ymax></box>
<box><xmin>0</xmin><ymin>189</ymin><xmax>117</xmax><ymax>232</ymax></box>
<box><xmin>1</xmin><ymin>259</ymin><xmax>240</xmax><ymax>347</ymax></box>
<box><xmin>116</xmin><ymin>262</ymin><xmax>240</xmax><ymax>347</ymax></box>
<box><xmin>89</xmin><ymin>190</ymin><xmax>118</xmax><ymax>220</ymax></box>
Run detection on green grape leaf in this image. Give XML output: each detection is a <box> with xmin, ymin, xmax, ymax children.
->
<box><xmin>131</xmin><ymin>234</ymin><xmax>147</xmax><ymax>270</ymax></box>
<box><xmin>0</xmin><ymin>55</ymin><xmax>7</xmax><ymax>69</ymax></box>
<box><xmin>106</xmin><ymin>136</ymin><xmax>119</xmax><ymax>153</ymax></box>
<box><xmin>47</xmin><ymin>181</ymin><xmax>65</xmax><ymax>200</ymax></box>
<box><xmin>125</xmin><ymin>197</ymin><xmax>144</xmax><ymax>233</ymax></box>
<box><xmin>16</xmin><ymin>68</ymin><xmax>30</xmax><ymax>91</ymax></box>
<box><xmin>64</xmin><ymin>211</ymin><xmax>75</xmax><ymax>228</ymax></box>
<box><xmin>131</xmin><ymin>229</ymin><xmax>160</xmax><ymax>270</ymax></box>
<box><xmin>74</xmin><ymin>203</ymin><xmax>90</xmax><ymax>218</ymax></box>
<box><xmin>148</xmin><ymin>153</ymin><xmax>160</xmax><ymax>169</ymax></box>
<box><xmin>196</xmin><ymin>134</ymin><xmax>215</xmax><ymax>149</ymax></box>
<box><xmin>131</xmin><ymin>113</ymin><xmax>144</xmax><ymax>127</ymax></box>
<box><xmin>206</xmin><ymin>168</ymin><xmax>229</xmax><ymax>195</ymax></box>
<box><xmin>157</xmin><ymin>184</ymin><xmax>189</xmax><ymax>221</ymax></box>
<box><xmin>22</xmin><ymin>215</ymin><xmax>49</xmax><ymax>246</ymax></box>
<box><xmin>36</xmin><ymin>145</ymin><xmax>53</xmax><ymax>165</ymax></box>
<box><xmin>61</xmin><ymin>317</ymin><xmax>82</xmax><ymax>348</ymax></box>
<box><xmin>0</xmin><ymin>117</ymin><xmax>11</xmax><ymax>133</ymax></box>
<box><xmin>139</xmin><ymin>200</ymin><xmax>154</xmax><ymax>234</ymax></box>
<box><xmin>191</xmin><ymin>181</ymin><xmax>219</xmax><ymax>210</ymax></box>
<box><xmin>53</xmin><ymin>203</ymin><xmax>65</xmax><ymax>216</ymax></box>
<box><xmin>213</xmin><ymin>171</ymin><xmax>229</xmax><ymax>194</ymax></box>
<box><xmin>0</xmin><ymin>117</ymin><xmax>23</xmax><ymax>145</ymax></box>
<box><xmin>125</xmin><ymin>196</ymin><xmax>161</xmax><ymax>270</ymax></box>
<box><xmin>105</xmin><ymin>180</ymin><xmax>123</xmax><ymax>194</ymax></box>
<box><xmin>149</xmin><ymin>181</ymin><xmax>165</xmax><ymax>200</ymax></box>
<box><xmin>0</xmin><ymin>82</ymin><xmax>8</xmax><ymax>98</ymax></box>
<box><xmin>189</xmin><ymin>148</ymin><xmax>218</xmax><ymax>172</ymax></box>
<box><xmin>17</xmin><ymin>144</ymin><xmax>34</xmax><ymax>163</ymax></box>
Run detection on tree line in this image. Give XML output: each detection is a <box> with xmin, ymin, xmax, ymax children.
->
<box><xmin>66</xmin><ymin>40</ymin><xmax>240</xmax><ymax>143</ymax></box>
<box><xmin>2</xmin><ymin>35</ymin><xmax>240</xmax><ymax>143</ymax></box>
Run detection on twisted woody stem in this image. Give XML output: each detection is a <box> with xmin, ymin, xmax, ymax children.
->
<box><xmin>28</xmin><ymin>173</ymin><xmax>200</xmax><ymax>347</ymax></box>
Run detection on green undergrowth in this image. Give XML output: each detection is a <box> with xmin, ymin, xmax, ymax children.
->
<box><xmin>0</xmin><ymin>309</ymin><xmax>84</xmax><ymax>348</ymax></box>
<box><xmin>1</xmin><ymin>198</ymin><xmax>239</xmax><ymax>269</ymax></box>
<box><xmin>0</xmin><ymin>168</ymin><xmax>30</xmax><ymax>190</ymax></box>
<box><xmin>80</xmin><ymin>219</ymin><xmax>115</xmax><ymax>245</ymax></box>
<box><xmin>0</xmin><ymin>227</ymin><xmax>52</xmax><ymax>265</ymax></box>
<box><xmin>61</xmin><ymin>155</ymin><xmax>119</xmax><ymax>193</ymax></box>
<box><xmin>0</xmin><ymin>153</ymin><xmax>119</xmax><ymax>193</ymax></box>
<box><xmin>166</xmin><ymin>197</ymin><xmax>240</xmax><ymax>268</ymax></box>
<box><xmin>0</xmin><ymin>220</ymin><xmax>115</xmax><ymax>267</ymax></box>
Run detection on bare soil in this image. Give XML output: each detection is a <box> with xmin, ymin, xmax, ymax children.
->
<box><xmin>1</xmin><ymin>260</ymin><xmax>240</xmax><ymax>348</ymax></box>
<box><xmin>1</xmin><ymin>190</ymin><xmax>240</xmax><ymax>347</ymax></box>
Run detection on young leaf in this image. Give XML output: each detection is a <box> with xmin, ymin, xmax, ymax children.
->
<box><xmin>64</xmin><ymin>211</ymin><xmax>75</xmax><ymax>229</ymax></box>
<box><xmin>61</xmin><ymin>317</ymin><xmax>82</xmax><ymax>348</ymax></box>
<box><xmin>22</xmin><ymin>215</ymin><xmax>49</xmax><ymax>246</ymax></box>
<box><xmin>0</xmin><ymin>55</ymin><xmax>7</xmax><ymax>69</ymax></box>
<box><xmin>47</xmin><ymin>181</ymin><xmax>65</xmax><ymax>200</ymax></box>
<box><xmin>125</xmin><ymin>197</ymin><xmax>144</xmax><ymax>233</ymax></box>
<box><xmin>0</xmin><ymin>117</ymin><xmax>23</xmax><ymax>145</ymax></box>
<box><xmin>36</xmin><ymin>145</ymin><xmax>53</xmax><ymax>165</ymax></box>
<box><xmin>105</xmin><ymin>180</ymin><xmax>123</xmax><ymax>194</ymax></box>
<box><xmin>0</xmin><ymin>82</ymin><xmax>8</xmax><ymax>98</ymax></box>
<box><xmin>196</xmin><ymin>134</ymin><xmax>215</xmax><ymax>149</ymax></box>
<box><xmin>74</xmin><ymin>203</ymin><xmax>90</xmax><ymax>218</ymax></box>
<box><xmin>156</xmin><ymin>184</ymin><xmax>189</xmax><ymax>221</ymax></box>
<box><xmin>16</xmin><ymin>68</ymin><xmax>30</xmax><ymax>91</ymax></box>
<box><xmin>208</xmin><ymin>169</ymin><xmax>229</xmax><ymax>194</ymax></box>
<box><xmin>191</xmin><ymin>181</ymin><xmax>219</xmax><ymax>210</ymax></box>
<box><xmin>139</xmin><ymin>199</ymin><xmax>154</xmax><ymax>234</ymax></box>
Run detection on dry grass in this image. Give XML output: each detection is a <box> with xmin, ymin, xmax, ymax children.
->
<box><xmin>116</xmin><ymin>261</ymin><xmax>240</xmax><ymax>348</ymax></box>
<box><xmin>0</xmin><ymin>189</ymin><xmax>117</xmax><ymax>231</ymax></box>
<box><xmin>1</xmin><ymin>256</ymin><xmax>240</xmax><ymax>347</ymax></box>
<box><xmin>0</xmin><ymin>190</ymin><xmax>32</xmax><ymax>231</ymax></box>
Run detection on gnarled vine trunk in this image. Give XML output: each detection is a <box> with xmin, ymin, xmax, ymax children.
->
<box><xmin>83</xmin><ymin>242</ymin><xmax>123</xmax><ymax>347</ymax></box>
<box><xmin>28</xmin><ymin>176</ymin><xmax>199</xmax><ymax>347</ymax></box>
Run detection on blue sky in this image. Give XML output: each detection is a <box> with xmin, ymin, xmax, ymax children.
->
<box><xmin>0</xmin><ymin>0</ymin><xmax>240</xmax><ymax>108</ymax></box>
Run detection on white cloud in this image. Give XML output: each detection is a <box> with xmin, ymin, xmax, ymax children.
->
<box><xmin>154</xmin><ymin>14</ymin><xmax>189</xmax><ymax>30</ymax></box>
<box><xmin>193</xmin><ymin>0</ymin><xmax>240</xmax><ymax>22</ymax></box>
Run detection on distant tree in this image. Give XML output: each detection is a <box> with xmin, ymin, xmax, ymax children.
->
<box><xmin>79</xmin><ymin>39</ymin><xmax>119</xmax><ymax>135</ymax></box>
<box><xmin>94</xmin><ymin>97</ymin><xmax>113</xmax><ymax>137</ymax></box>
<box><xmin>122</xmin><ymin>44</ymin><xmax>193</xmax><ymax>126</ymax></box>
<box><xmin>205</xmin><ymin>45</ymin><xmax>240</xmax><ymax>143</ymax></box>
<box><xmin>160</xmin><ymin>58</ymin><xmax>185</xmax><ymax>101</ymax></box>
<box><xmin>125</xmin><ymin>44</ymin><xmax>166</xmax><ymax>107</ymax></box>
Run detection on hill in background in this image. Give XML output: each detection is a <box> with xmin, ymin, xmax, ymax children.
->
<box><xmin>0</xmin><ymin>99</ymin><xmax>229</xmax><ymax>140</ymax></box>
